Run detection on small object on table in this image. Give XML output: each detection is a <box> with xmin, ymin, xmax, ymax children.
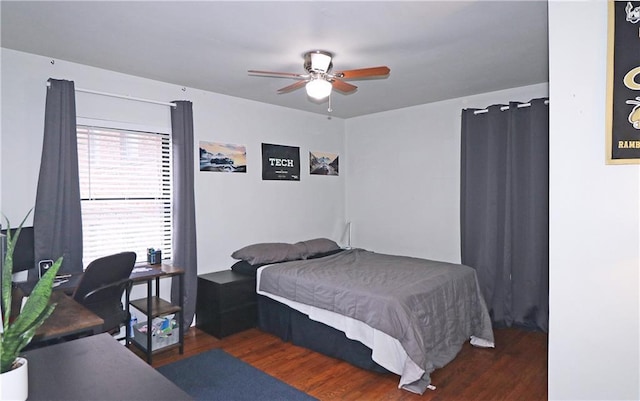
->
<box><xmin>147</xmin><ymin>248</ymin><xmax>162</xmax><ymax>265</ymax></box>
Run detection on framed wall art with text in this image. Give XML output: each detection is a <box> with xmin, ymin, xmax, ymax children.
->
<box><xmin>261</xmin><ymin>143</ymin><xmax>300</xmax><ymax>181</ymax></box>
<box><xmin>606</xmin><ymin>1</ymin><xmax>640</xmax><ymax>164</ymax></box>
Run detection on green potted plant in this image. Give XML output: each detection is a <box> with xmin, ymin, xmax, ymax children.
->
<box><xmin>0</xmin><ymin>213</ymin><xmax>62</xmax><ymax>401</ymax></box>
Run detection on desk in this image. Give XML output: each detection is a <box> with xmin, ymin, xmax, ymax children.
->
<box><xmin>15</xmin><ymin>263</ymin><xmax>184</xmax><ymax>359</ymax></box>
<box><xmin>30</xmin><ymin>292</ymin><xmax>104</xmax><ymax>345</ymax></box>
<box><xmin>24</xmin><ymin>333</ymin><xmax>192</xmax><ymax>401</ymax></box>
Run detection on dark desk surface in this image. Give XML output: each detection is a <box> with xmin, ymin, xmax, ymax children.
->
<box><xmin>32</xmin><ymin>291</ymin><xmax>104</xmax><ymax>343</ymax></box>
<box><xmin>24</xmin><ymin>333</ymin><xmax>192</xmax><ymax>401</ymax></box>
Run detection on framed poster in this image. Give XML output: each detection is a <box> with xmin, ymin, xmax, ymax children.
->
<box><xmin>309</xmin><ymin>151</ymin><xmax>339</xmax><ymax>176</ymax></box>
<box><xmin>606</xmin><ymin>1</ymin><xmax>640</xmax><ymax>164</ymax></box>
<box><xmin>199</xmin><ymin>142</ymin><xmax>247</xmax><ymax>172</ymax></box>
<box><xmin>262</xmin><ymin>143</ymin><xmax>300</xmax><ymax>181</ymax></box>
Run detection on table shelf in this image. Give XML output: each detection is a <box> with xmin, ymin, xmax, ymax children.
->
<box><xmin>130</xmin><ymin>296</ymin><xmax>181</xmax><ymax>318</ymax></box>
<box><xmin>129</xmin><ymin>340</ymin><xmax>182</xmax><ymax>355</ymax></box>
<box><xmin>125</xmin><ymin>263</ymin><xmax>185</xmax><ymax>364</ymax></box>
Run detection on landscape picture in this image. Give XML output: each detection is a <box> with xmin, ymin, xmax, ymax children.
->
<box><xmin>309</xmin><ymin>151</ymin><xmax>339</xmax><ymax>176</ymax></box>
<box><xmin>199</xmin><ymin>142</ymin><xmax>247</xmax><ymax>173</ymax></box>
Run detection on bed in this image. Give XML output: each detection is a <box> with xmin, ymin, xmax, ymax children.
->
<box><xmin>230</xmin><ymin>239</ymin><xmax>494</xmax><ymax>394</ymax></box>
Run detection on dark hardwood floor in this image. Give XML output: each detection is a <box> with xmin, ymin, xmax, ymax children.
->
<box><xmin>137</xmin><ymin>326</ymin><xmax>548</xmax><ymax>401</ymax></box>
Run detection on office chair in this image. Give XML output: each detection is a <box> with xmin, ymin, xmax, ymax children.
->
<box><xmin>73</xmin><ymin>251</ymin><xmax>136</xmax><ymax>334</ymax></box>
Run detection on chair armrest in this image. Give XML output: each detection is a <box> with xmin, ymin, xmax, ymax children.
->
<box><xmin>82</xmin><ymin>278</ymin><xmax>132</xmax><ymax>303</ymax></box>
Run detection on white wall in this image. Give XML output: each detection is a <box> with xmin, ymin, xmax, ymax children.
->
<box><xmin>344</xmin><ymin>83</ymin><xmax>548</xmax><ymax>263</ymax></box>
<box><xmin>0</xmin><ymin>48</ymin><xmax>346</xmax><ymax>274</ymax></box>
<box><xmin>548</xmin><ymin>2</ymin><xmax>639</xmax><ymax>400</ymax></box>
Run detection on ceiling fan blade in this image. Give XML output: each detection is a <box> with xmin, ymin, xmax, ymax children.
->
<box><xmin>334</xmin><ymin>66</ymin><xmax>390</xmax><ymax>79</ymax></box>
<box><xmin>248</xmin><ymin>70</ymin><xmax>307</xmax><ymax>79</ymax></box>
<box><xmin>277</xmin><ymin>80</ymin><xmax>308</xmax><ymax>94</ymax></box>
<box><xmin>332</xmin><ymin>79</ymin><xmax>357</xmax><ymax>94</ymax></box>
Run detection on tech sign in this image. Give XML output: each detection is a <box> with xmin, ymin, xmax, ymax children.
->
<box><xmin>261</xmin><ymin>143</ymin><xmax>301</xmax><ymax>181</ymax></box>
<box><xmin>607</xmin><ymin>1</ymin><xmax>640</xmax><ymax>164</ymax></box>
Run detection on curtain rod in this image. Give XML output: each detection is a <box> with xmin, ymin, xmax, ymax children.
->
<box><xmin>46</xmin><ymin>82</ymin><xmax>176</xmax><ymax>108</ymax></box>
<box><xmin>473</xmin><ymin>99</ymin><xmax>549</xmax><ymax>115</ymax></box>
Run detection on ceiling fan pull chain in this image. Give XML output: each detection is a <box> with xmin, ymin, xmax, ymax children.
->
<box><xmin>327</xmin><ymin>93</ymin><xmax>333</xmax><ymax>114</ymax></box>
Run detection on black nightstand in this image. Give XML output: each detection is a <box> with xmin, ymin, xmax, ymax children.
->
<box><xmin>196</xmin><ymin>270</ymin><xmax>257</xmax><ymax>338</ymax></box>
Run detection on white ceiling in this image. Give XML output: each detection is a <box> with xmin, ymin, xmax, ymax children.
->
<box><xmin>1</xmin><ymin>1</ymin><xmax>549</xmax><ymax>119</ymax></box>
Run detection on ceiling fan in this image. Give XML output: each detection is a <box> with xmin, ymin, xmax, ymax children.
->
<box><xmin>248</xmin><ymin>50</ymin><xmax>390</xmax><ymax>101</ymax></box>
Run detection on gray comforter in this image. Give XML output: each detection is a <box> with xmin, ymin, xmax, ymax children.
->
<box><xmin>258</xmin><ymin>248</ymin><xmax>494</xmax><ymax>392</ymax></box>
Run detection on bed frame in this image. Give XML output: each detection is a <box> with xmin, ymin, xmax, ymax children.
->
<box><xmin>257</xmin><ymin>294</ymin><xmax>389</xmax><ymax>373</ymax></box>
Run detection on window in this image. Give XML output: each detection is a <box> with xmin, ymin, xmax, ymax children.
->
<box><xmin>77</xmin><ymin>125</ymin><xmax>172</xmax><ymax>266</ymax></box>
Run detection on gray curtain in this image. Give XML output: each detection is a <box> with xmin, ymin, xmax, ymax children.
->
<box><xmin>170</xmin><ymin>101</ymin><xmax>198</xmax><ymax>328</ymax></box>
<box><xmin>31</xmin><ymin>79</ymin><xmax>83</xmax><ymax>279</ymax></box>
<box><xmin>460</xmin><ymin>98</ymin><xmax>549</xmax><ymax>332</ymax></box>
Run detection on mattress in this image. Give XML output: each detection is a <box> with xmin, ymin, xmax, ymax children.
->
<box><xmin>256</xmin><ymin>249</ymin><xmax>494</xmax><ymax>394</ymax></box>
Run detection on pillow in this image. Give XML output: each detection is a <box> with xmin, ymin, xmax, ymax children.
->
<box><xmin>231</xmin><ymin>242</ymin><xmax>305</xmax><ymax>265</ymax></box>
<box><xmin>230</xmin><ymin>260</ymin><xmax>265</xmax><ymax>276</ymax></box>
<box><xmin>307</xmin><ymin>248</ymin><xmax>344</xmax><ymax>260</ymax></box>
<box><xmin>295</xmin><ymin>238</ymin><xmax>340</xmax><ymax>258</ymax></box>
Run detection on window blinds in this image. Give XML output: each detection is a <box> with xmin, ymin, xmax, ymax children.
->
<box><xmin>77</xmin><ymin>125</ymin><xmax>172</xmax><ymax>267</ymax></box>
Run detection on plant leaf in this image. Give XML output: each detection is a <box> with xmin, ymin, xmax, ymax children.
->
<box><xmin>1</xmin><ymin>303</ymin><xmax>56</xmax><ymax>373</ymax></box>
<box><xmin>1</xmin><ymin>210</ymin><xmax>63</xmax><ymax>373</ymax></box>
<box><xmin>1</xmin><ymin>211</ymin><xmax>31</xmax><ymax>332</ymax></box>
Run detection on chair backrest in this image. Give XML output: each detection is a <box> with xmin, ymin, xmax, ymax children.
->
<box><xmin>73</xmin><ymin>252</ymin><xmax>137</xmax><ymax>303</ymax></box>
<box><xmin>73</xmin><ymin>252</ymin><xmax>136</xmax><ymax>332</ymax></box>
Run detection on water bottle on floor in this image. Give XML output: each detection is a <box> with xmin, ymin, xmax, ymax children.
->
<box><xmin>129</xmin><ymin>315</ymin><xmax>138</xmax><ymax>337</ymax></box>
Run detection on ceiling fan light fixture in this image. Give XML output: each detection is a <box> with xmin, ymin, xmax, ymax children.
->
<box><xmin>249</xmin><ymin>50</ymin><xmax>390</xmax><ymax>106</ymax></box>
<box><xmin>306</xmin><ymin>78</ymin><xmax>332</xmax><ymax>100</ymax></box>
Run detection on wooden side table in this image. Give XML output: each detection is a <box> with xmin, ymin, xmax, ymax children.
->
<box><xmin>196</xmin><ymin>270</ymin><xmax>256</xmax><ymax>338</ymax></box>
<box><xmin>127</xmin><ymin>263</ymin><xmax>185</xmax><ymax>364</ymax></box>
